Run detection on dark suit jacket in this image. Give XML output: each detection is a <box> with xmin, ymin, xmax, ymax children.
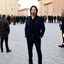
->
<box><xmin>25</xmin><ymin>16</ymin><xmax>45</xmax><ymax>38</ymax></box>
<box><xmin>0</xmin><ymin>19</ymin><xmax>10</xmax><ymax>38</ymax></box>
<box><xmin>61</xmin><ymin>17</ymin><xmax>64</xmax><ymax>32</ymax></box>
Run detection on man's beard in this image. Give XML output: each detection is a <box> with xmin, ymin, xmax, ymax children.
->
<box><xmin>31</xmin><ymin>12</ymin><xmax>36</xmax><ymax>16</ymax></box>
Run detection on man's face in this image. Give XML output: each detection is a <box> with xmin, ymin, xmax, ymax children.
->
<box><xmin>31</xmin><ymin>7</ymin><xmax>37</xmax><ymax>16</ymax></box>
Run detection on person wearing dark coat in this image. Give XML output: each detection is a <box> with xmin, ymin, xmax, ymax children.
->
<box><xmin>20</xmin><ymin>16</ymin><xmax>26</xmax><ymax>24</ymax></box>
<box><xmin>25</xmin><ymin>5</ymin><xmax>45</xmax><ymax>64</ymax></box>
<box><xmin>59</xmin><ymin>11</ymin><xmax>64</xmax><ymax>47</ymax></box>
<box><xmin>48</xmin><ymin>15</ymin><xmax>50</xmax><ymax>23</ymax></box>
<box><xmin>12</xmin><ymin>16</ymin><xmax>16</xmax><ymax>25</ymax></box>
<box><xmin>0</xmin><ymin>15</ymin><xmax>11</xmax><ymax>53</ymax></box>
<box><xmin>51</xmin><ymin>15</ymin><xmax>53</xmax><ymax>23</ymax></box>
<box><xmin>53</xmin><ymin>16</ymin><xmax>56</xmax><ymax>23</ymax></box>
<box><xmin>16</xmin><ymin>16</ymin><xmax>20</xmax><ymax>23</ymax></box>
<box><xmin>0</xmin><ymin>15</ymin><xmax>2</xmax><ymax>21</ymax></box>
<box><xmin>6</xmin><ymin>15</ymin><xmax>11</xmax><ymax>24</ymax></box>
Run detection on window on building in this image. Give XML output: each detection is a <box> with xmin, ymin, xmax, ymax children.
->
<box><xmin>11</xmin><ymin>8</ymin><xmax>13</xmax><ymax>11</ymax></box>
<box><xmin>62</xmin><ymin>2</ymin><xmax>64</xmax><ymax>5</ymax></box>
<box><xmin>56</xmin><ymin>2</ymin><xmax>59</xmax><ymax>5</ymax></box>
<box><xmin>53</xmin><ymin>8</ymin><xmax>55</xmax><ymax>10</ymax></box>
<box><xmin>45</xmin><ymin>11</ymin><xmax>46</xmax><ymax>13</ymax></box>
<box><xmin>62</xmin><ymin>8</ymin><xmax>64</xmax><ymax>11</ymax></box>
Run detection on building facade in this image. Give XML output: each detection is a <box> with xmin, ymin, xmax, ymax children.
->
<box><xmin>18</xmin><ymin>4</ymin><xmax>21</xmax><ymax>10</ymax></box>
<box><xmin>38</xmin><ymin>0</ymin><xmax>64</xmax><ymax>16</ymax></box>
<box><xmin>18</xmin><ymin>8</ymin><xmax>30</xmax><ymax>16</ymax></box>
<box><xmin>0</xmin><ymin>0</ymin><xmax>18</xmax><ymax>16</ymax></box>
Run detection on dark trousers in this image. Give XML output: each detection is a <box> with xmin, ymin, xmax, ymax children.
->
<box><xmin>54</xmin><ymin>20</ymin><xmax>56</xmax><ymax>23</ymax></box>
<box><xmin>26</xmin><ymin>36</ymin><xmax>42</xmax><ymax>64</ymax></box>
<box><xmin>1</xmin><ymin>38</ymin><xmax>9</xmax><ymax>52</ymax></box>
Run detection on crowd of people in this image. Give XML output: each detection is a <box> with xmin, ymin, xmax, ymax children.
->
<box><xmin>0</xmin><ymin>15</ymin><xmax>26</xmax><ymax>25</ymax></box>
<box><xmin>0</xmin><ymin>14</ymin><xmax>63</xmax><ymax>25</ymax></box>
<box><xmin>41</xmin><ymin>15</ymin><xmax>62</xmax><ymax>23</ymax></box>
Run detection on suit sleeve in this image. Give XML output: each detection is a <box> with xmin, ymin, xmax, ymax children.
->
<box><xmin>40</xmin><ymin>17</ymin><xmax>45</xmax><ymax>38</ymax></box>
<box><xmin>6</xmin><ymin>21</ymin><xmax>10</xmax><ymax>34</ymax></box>
<box><xmin>25</xmin><ymin>18</ymin><xmax>28</xmax><ymax>37</ymax></box>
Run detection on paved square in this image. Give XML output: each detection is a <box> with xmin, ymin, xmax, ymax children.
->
<box><xmin>0</xmin><ymin>23</ymin><xmax>64</xmax><ymax>64</ymax></box>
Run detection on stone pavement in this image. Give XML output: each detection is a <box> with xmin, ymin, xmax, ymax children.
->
<box><xmin>0</xmin><ymin>23</ymin><xmax>64</xmax><ymax>64</ymax></box>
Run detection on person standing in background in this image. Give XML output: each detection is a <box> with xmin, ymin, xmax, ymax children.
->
<box><xmin>59</xmin><ymin>11</ymin><xmax>64</xmax><ymax>47</ymax></box>
<box><xmin>0</xmin><ymin>15</ymin><xmax>11</xmax><ymax>53</ymax></box>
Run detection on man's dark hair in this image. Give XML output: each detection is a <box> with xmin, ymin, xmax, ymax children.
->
<box><xmin>2</xmin><ymin>15</ymin><xmax>6</xmax><ymax>19</ymax></box>
<box><xmin>30</xmin><ymin>5</ymin><xmax>38</xmax><ymax>14</ymax></box>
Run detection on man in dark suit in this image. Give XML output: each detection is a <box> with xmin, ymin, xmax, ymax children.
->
<box><xmin>25</xmin><ymin>5</ymin><xmax>45</xmax><ymax>64</ymax></box>
<box><xmin>59</xmin><ymin>11</ymin><xmax>64</xmax><ymax>47</ymax></box>
<box><xmin>0</xmin><ymin>15</ymin><xmax>11</xmax><ymax>53</ymax></box>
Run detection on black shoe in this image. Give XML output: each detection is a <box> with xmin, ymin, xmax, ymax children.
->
<box><xmin>29</xmin><ymin>62</ymin><xmax>33</xmax><ymax>64</ymax></box>
<box><xmin>7</xmin><ymin>50</ymin><xmax>11</xmax><ymax>53</ymax></box>
<box><xmin>58</xmin><ymin>43</ymin><xmax>64</xmax><ymax>47</ymax></box>
<box><xmin>29</xmin><ymin>63</ymin><xmax>33</xmax><ymax>64</ymax></box>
